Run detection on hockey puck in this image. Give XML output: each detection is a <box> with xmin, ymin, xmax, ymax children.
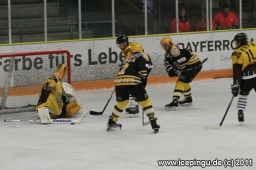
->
<box><xmin>70</xmin><ymin>123</ymin><xmax>75</xmax><ymax>125</ymax></box>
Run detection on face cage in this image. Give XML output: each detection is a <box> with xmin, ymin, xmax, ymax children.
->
<box><xmin>161</xmin><ymin>43</ymin><xmax>169</xmax><ymax>50</ymax></box>
<box><xmin>116</xmin><ymin>42</ymin><xmax>127</xmax><ymax>48</ymax></box>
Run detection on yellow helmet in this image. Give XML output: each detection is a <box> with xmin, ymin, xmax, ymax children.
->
<box><xmin>53</xmin><ymin>64</ymin><xmax>67</xmax><ymax>80</ymax></box>
<box><xmin>131</xmin><ymin>43</ymin><xmax>144</xmax><ymax>54</ymax></box>
<box><xmin>160</xmin><ymin>36</ymin><xmax>172</xmax><ymax>46</ymax></box>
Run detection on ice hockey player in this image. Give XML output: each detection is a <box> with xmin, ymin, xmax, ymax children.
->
<box><xmin>160</xmin><ymin>36</ymin><xmax>202</xmax><ymax>110</ymax></box>
<box><xmin>116</xmin><ymin>34</ymin><xmax>141</xmax><ymax>117</ymax></box>
<box><xmin>36</xmin><ymin>64</ymin><xmax>82</xmax><ymax>123</ymax></box>
<box><xmin>107</xmin><ymin>43</ymin><xmax>160</xmax><ymax>133</ymax></box>
<box><xmin>231</xmin><ymin>33</ymin><xmax>256</xmax><ymax>123</ymax></box>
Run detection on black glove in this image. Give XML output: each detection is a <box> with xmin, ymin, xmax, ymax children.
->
<box><xmin>231</xmin><ymin>84</ymin><xmax>240</xmax><ymax>97</ymax></box>
<box><xmin>166</xmin><ymin>65</ymin><xmax>179</xmax><ymax>77</ymax></box>
<box><xmin>164</xmin><ymin>61</ymin><xmax>179</xmax><ymax>77</ymax></box>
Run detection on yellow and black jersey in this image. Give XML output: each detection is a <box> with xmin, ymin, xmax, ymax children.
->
<box><xmin>115</xmin><ymin>52</ymin><xmax>152</xmax><ymax>86</ymax></box>
<box><xmin>122</xmin><ymin>41</ymin><xmax>138</xmax><ymax>58</ymax></box>
<box><xmin>36</xmin><ymin>77</ymin><xmax>64</xmax><ymax>117</ymax></box>
<box><xmin>231</xmin><ymin>42</ymin><xmax>256</xmax><ymax>84</ymax></box>
<box><xmin>165</xmin><ymin>43</ymin><xmax>201</xmax><ymax>71</ymax></box>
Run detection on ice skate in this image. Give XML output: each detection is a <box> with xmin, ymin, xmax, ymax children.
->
<box><xmin>179</xmin><ymin>96</ymin><xmax>193</xmax><ymax>106</ymax></box>
<box><xmin>150</xmin><ymin>118</ymin><xmax>160</xmax><ymax>133</ymax></box>
<box><xmin>125</xmin><ymin>97</ymin><xmax>139</xmax><ymax>117</ymax></box>
<box><xmin>106</xmin><ymin>116</ymin><xmax>122</xmax><ymax>131</ymax></box>
<box><xmin>238</xmin><ymin>110</ymin><xmax>244</xmax><ymax>123</ymax></box>
<box><xmin>165</xmin><ymin>99</ymin><xmax>178</xmax><ymax>110</ymax></box>
<box><xmin>125</xmin><ymin>105</ymin><xmax>139</xmax><ymax>118</ymax></box>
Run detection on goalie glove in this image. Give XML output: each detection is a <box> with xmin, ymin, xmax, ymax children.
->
<box><xmin>165</xmin><ymin>61</ymin><xmax>179</xmax><ymax>77</ymax></box>
<box><xmin>231</xmin><ymin>84</ymin><xmax>240</xmax><ymax>97</ymax></box>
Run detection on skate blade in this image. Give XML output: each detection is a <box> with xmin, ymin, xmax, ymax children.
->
<box><xmin>179</xmin><ymin>103</ymin><xmax>192</xmax><ymax>106</ymax></box>
<box><xmin>129</xmin><ymin>114</ymin><xmax>139</xmax><ymax>118</ymax></box>
<box><xmin>165</xmin><ymin>107</ymin><xmax>177</xmax><ymax>111</ymax></box>
<box><xmin>106</xmin><ymin>124</ymin><xmax>122</xmax><ymax>131</ymax></box>
<box><xmin>154</xmin><ymin>128</ymin><xmax>159</xmax><ymax>133</ymax></box>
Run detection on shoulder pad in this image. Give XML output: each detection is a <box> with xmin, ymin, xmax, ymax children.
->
<box><xmin>129</xmin><ymin>41</ymin><xmax>137</xmax><ymax>46</ymax></box>
<box><xmin>250</xmin><ymin>42</ymin><xmax>256</xmax><ymax>46</ymax></box>
<box><xmin>232</xmin><ymin>51</ymin><xmax>242</xmax><ymax>59</ymax></box>
<box><xmin>123</xmin><ymin>46</ymin><xmax>132</xmax><ymax>58</ymax></box>
<box><xmin>177</xmin><ymin>44</ymin><xmax>183</xmax><ymax>49</ymax></box>
<box><xmin>142</xmin><ymin>53</ymin><xmax>150</xmax><ymax>61</ymax></box>
<box><xmin>133</xmin><ymin>53</ymin><xmax>142</xmax><ymax>59</ymax></box>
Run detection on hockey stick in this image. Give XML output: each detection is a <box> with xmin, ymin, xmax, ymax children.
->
<box><xmin>182</xmin><ymin>57</ymin><xmax>208</xmax><ymax>72</ymax></box>
<box><xmin>4</xmin><ymin>108</ymin><xmax>89</xmax><ymax>124</ymax></box>
<box><xmin>90</xmin><ymin>89</ymin><xmax>115</xmax><ymax>115</ymax></box>
<box><xmin>206</xmin><ymin>96</ymin><xmax>234</xmax><ymax>130</ymax></box>
<box><xmin>142</xmin><ymin>110</ymin><xmax>150</xmax><ymax>126</ymax></box>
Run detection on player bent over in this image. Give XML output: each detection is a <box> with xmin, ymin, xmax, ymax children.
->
<box><xmin>231</xmin><ymin>33</ymin><xmax>256</xmax><ymax>123</ymax></box>
<box><xmin>107</xmin><ymin>44</ymin><xmax>160</xmax><ymax>133</ymax></box>
<box><xmin>36</xmin><ymin>64</ymin><xmax>82</xmax><ymax>123</ymax></box>
<box><xmin>160</xmin><ymin>36</ymin><xmax>202</xmax><ymax>110</ymax></box>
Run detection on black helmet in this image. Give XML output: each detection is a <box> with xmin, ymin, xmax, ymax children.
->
<box><xmin>233</xmin><ymin>33</ymin><xmax>248</xmax><ymax>46</ymax></box>
<box><xmin>116</xmin><ymin>35</ymin><xmax>128</xmax><ymax>44</ymax></box>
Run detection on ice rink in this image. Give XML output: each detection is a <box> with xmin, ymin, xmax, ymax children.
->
<box><xmin>0</xmin><ymin>77</ymin><xmax>255</xmax><ymax>170</ymax></box>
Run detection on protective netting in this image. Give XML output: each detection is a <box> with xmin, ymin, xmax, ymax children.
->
<box><xmin>0</xmin><ymin>50</ymin><xmax>71</xmax><ymax>113</ymax></box>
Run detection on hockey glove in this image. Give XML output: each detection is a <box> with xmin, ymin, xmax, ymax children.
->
<box><xmin>231</xmin><ymin>84</ymin><xmax>240</xmax><ymax>97</ymax></box>
<box><xmin>166</xmin><ymin>65</ymin><xmax>179</xmax><ymax>77</ymax></box>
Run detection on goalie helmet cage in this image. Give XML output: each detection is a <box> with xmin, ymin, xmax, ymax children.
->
<box><xmin>0</xmin><ymin>50</ymin><xmax>71</xmax><ymax>114</ymax></box>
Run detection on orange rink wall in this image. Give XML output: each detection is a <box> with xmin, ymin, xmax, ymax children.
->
<box><xmin>1</xmin><ymin>69</ymin><xmax>232</xmax><ymax>96</ymax></box>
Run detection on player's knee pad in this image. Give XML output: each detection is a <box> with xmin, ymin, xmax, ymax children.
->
<box><xmin>65</xmin><ymin>99</ymin><xmax>82</xmax><ymax>118</ymax></box>
<box><xmin>183</xmin><ymin>83</ymin><xmax>191</xmax><ymax>91</ymax></box>
<box><xmin>139</xmin><ymin>98</ymin><xmax>154</xmax><ymax>115</ymax></box>
<box><xmin>116</xmin><ymin>100</ymin><xmax>129</xmax><ymax>110</ymax></box>
<box><xmin>174</xmin><ymin>80</ymin><xmax>187</xmax><ymax>91</ymax></box>
<box><xmin>112</xmin><ymin>100</ymin><xmax>129</xmax><ymax>118</ymax></box>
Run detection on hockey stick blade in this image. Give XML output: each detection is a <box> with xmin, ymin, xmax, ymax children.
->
<box><xmin>143</xmin><ymin>121</ymin><xmax>150</xmax><ymax>126</ymax></box>
<box><xmin>90</xmin><ymin>90</ymin><xmax>115</xmax><ymax>116</ymax></box>
<box><xmin>70</xmin><ymin>108</ymin><xmax>90</xmax><ymax>123</ymax></box>
<box><xmin>90</xmin><ymin>110</ymin><xmax>103</xmax><ymax>115</ymax></box>
<box><xmin>4</xmin><ymin>108</ymin><xmax>90</xmax><ymax>124</ymax></box>
<box><xmin>206</xmin><ymin>96</ymin><xmax>234</xmax><ymax>130</ymax></box>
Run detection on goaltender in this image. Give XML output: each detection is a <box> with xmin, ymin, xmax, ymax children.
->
<box><xmin>36</xmin><ymin>64</ymin><xmax>82</xmax><ymax>123</ymax></box>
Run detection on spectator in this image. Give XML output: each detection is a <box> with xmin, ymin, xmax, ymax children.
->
<box><xmin>196</xmin><ymin>13</ymin><xmax>216</xmax><ymax>31</ymax></box>
<box><xmin>169</xmin><ymin>6</ymin><xmax>191</xmax><ymax>33</ymax></box>
<box><xmin>213</xmin><ymin>3</ymin><xmax>239</xmax><ymax>29</ymax></box>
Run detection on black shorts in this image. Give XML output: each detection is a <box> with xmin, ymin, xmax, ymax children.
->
<box><xmin>178</xmin><ymin>65</ymin><xmax>202</xmax><ymax>83</ymax></box>
<box><xmin>240</xmin><ymin>77</ymin><xmax>256</xmax><ymax>95</ymax></box>
<box><xmin>115</xmin><ymin>84</ymin><xmax>148</xmax><ymax>102</ymax></box>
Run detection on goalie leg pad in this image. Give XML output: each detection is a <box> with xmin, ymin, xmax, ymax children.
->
<box><xmin>66</xmin><ymin>100</ymin><xmax>82</xmax><ymax>118</ymax></box>
<box><xmin>37</xmin><ymin>107</ymin><xmax>52</xmax><ymax>124</ymax></box>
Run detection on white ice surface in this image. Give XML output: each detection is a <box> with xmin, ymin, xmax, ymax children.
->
<box><xmin>0</xmin><ymin>78</ymin><xmax>255</xmax><ymax>170</ymax></box>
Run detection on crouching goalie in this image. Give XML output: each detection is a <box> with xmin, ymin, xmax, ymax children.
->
<box><xmin>36</xmin><ymin>64</ymin><xmax>82</xmax><ymax>123</ymax></box>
